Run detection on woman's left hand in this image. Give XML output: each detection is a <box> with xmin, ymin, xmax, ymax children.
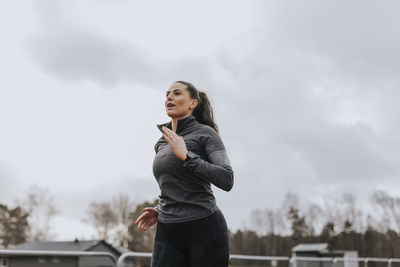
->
<box><xmin>162</xmin><ymin>126</ymin><xmax>188</xmax><ymax>161</ymax></box>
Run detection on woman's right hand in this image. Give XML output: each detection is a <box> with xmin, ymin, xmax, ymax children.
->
<box><xmin>135</xmin><ymin>207</ymin><xmax>158</xmax><ymax>231</ymax></box>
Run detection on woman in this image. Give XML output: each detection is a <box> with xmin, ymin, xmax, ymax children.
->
<box><xmin>135</xmin><ymin>80</ymin><xmax>234</xmax><ymax>267</ymax></box>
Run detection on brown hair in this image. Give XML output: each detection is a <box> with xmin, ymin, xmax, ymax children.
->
<box><xmin>174</xmin><ymin>80</ymin><xmax>219</xmax><ymax>133</ymax></box>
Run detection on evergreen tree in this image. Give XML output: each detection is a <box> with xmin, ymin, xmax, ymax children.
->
<box><xmin>287</xmin><ymin>206</ymin><xmax>312</xmax><ymax>241</ymax></box>
<box><xmin>0</xmin><ymin>204</ymin><xmax>30</xmax><ymax>248</ymax></box>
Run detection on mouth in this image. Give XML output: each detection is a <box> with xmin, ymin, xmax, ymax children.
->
<box><xmin>166</xmin><ymin>102</ymin><xmax>175</xmax><ymax>108</ymax></box>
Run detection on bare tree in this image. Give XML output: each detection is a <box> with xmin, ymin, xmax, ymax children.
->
<box><xmin>250</xmin><ymin>208</ymin><xmax>266</xmax><ymax>235</ymax></box>
<box><xmin>305</xmin><ymin>203</ymin><xmax>324</xmax><ymax>235</ymax></box>
<box><xmin>371</xmin><ymin>190</ymin><xmax>400</xmax><ymax>232</ymax></box>
<box><xmin>341</xmin><ymin>193</ymin><xmax>364</xmax><ymax>232</ymax></box>
<box><xmin>86</xmin><ymin>201</ymin><xmax>118</xmax><ymax>241</ymax></box>
<box><xmin>110</xmin><ymin>194</ymin><xmax>137</xmax><ymax>247</ymax></box>
<box><xmin>323</xmin><ymin>194</ymin><xmax>349</xmax><ymax>234</ymax></box>
<box><xmin>16</xmin><ymin>185</ymin><xmax>58</xmax><ymax>241</ymax></box>
<box><xmin>250</xmin><ymin>207</ymin><xmax>286</xmax><ymax>236</ymax></box>
<box><xmin>85</xmin><ymin>193</ymin><xmax>137</xmax><ymax>247</ymax></box>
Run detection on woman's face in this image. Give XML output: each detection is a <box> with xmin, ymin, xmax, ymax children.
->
<box><xmin>165</xmin><ymin>82</ymin><xmax>197</xmax><ymax>118</ymax></box>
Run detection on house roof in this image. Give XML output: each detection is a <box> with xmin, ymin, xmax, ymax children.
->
<box><xmin>292</xmin><ymin>243</ymin><xmax>329</xmax><ymax>252</ymax></box>
<box><xmin>12</xmin><ymin>239</ymin><xmax>123</xmax><ymax>255</ymax></box>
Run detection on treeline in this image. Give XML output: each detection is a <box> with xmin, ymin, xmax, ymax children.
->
<box><xmin>85</xmin><ymin>190</ymin><xmax>400</xmax><ymax>259</ymax></box>
<box><xmin>83</xmin><ymin>190</ymin><xmax>400</xmax><ymax>267</ymax></box>
<box><xmin>230</xmin><ymin>212</ymin><xmax>400</xmax><ymax>258</ymax></box>
<box><xmin>3</xmin><ymin>187</ymin><xmax>400</xmax><ymax>262</ymax></box>
<box><xmin>236</xmin><ymin>190</ymin><xmax>400</xmax><ymax>258</ymax></box>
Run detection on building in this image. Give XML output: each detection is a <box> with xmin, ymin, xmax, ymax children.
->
<box><xmin>292</xmin><ymin>243</ymin><xmax>358</xmax><ymax>267</ymax></box>
<box><xmin>1</xmin><ymin>239</ymin><xmax>126</xmax><ymax>267</ymax></box>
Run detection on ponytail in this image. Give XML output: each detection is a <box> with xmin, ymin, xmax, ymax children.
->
<box><xmin>174</xmin><ymin>81</ymin><xmax>219</xmax><ymax>133</ymax></box>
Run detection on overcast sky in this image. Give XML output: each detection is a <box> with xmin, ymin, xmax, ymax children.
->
<box><xmin>1</xmin><ymin>0</ymin><xmax>400</xmax><ymax>241</ymax></box>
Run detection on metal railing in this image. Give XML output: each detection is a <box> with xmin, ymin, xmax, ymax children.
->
<box><xmin>116</xmin><ymin>254</ymin><xmax>400</xmax><ymax>267</ymax></box>
<box><xmin>117</xmin><ymin>253</ymin><xmax>290</xmax><ymax>267</ymax></box>
<box><xmin>2</xmin><ymin>249</ymin><xmax>400</xmax><ymax>267</ymax></box>
<box><xmin>116</xmin><ymin>253</ymin><xmax>290</xmax><ymax>266</ymax></box>
<box><xmin>290</xmin><ymin>256</ymin><xmax>400</xmax><ymax>267</ymax></box>
<box><xmin>116</xmin><ymin>252</ymin><xmax>152</xmax><ymax>267</ymax></box>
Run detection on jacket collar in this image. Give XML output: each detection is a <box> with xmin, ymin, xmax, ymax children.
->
<box><xmin>157</xmin><ymin>114</ymin><xmax>197</xmax><ymax>135</ymax></box>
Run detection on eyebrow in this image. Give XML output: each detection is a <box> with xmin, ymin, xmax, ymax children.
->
<box><xmin>166</xmin><ymin>88</ymin><xmax>183</xmax><ymax>94</ymax></box>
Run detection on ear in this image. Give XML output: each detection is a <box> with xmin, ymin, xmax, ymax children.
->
<box><xmin>191</xmin><ymin>99</ymin><xmax>199</xmax><ymax>109</ymax></box>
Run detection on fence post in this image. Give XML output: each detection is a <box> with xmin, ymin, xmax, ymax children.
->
<box><xmin>290</xmin><ymin>256</ymin><xmax>297</xmax><ymax>267</ymax></box>
<box><xmin>333</xmin><ymin>257</ymin><xmax>337</xmax><ymax>267</ymax></box>
<box><xmin>364</xmin><ymin>258</ymin><xmax>369</xmax><ymax>267</ymax></box>
<box><xmin>388</xmin><ymin>259</ymin><xmax>392</xmax><ymax>267</ymax></box>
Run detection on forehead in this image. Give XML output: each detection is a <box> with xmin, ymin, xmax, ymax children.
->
<box><xmin>166</xmin><ymin>82</ymin><xmax>188</xmax><ymax>92</ymax></box>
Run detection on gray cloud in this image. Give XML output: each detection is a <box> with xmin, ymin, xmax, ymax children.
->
<box><xmin>28</xmin><ymin>23</ymin><xmax>222</xmax><ymax>91</ymax></box>
<box><xmin>21</xmin><ymin>0</ymin><xmax>400</xmax><ymax>231</ymax></box>
<box><xmin>28</xmin><ymin>27</ymin><xmax>163</xmax><ymax>87</ymax></box>
<box><xmin>258</xmin><ymin>1</ymin><xmax>400</xmax><ymax>82</ymax></box>
<box><xmin>212</xmin><ymin>0</ymin><xmax>400</xmax><ymax>202</ymax></box>
<box><xmin>27</xmin><ymin>0</ymin><xmax>221</xmax><ymax>91</ymax></box>
<box><xmin>284</xmin><ymin>122</ymin><xmax>396</xmax><ymax>181</ymax></box>
<box><xmin>0</xmin><ymin>162</ymin><xmax>23</xmax><ymax>205</ymax></box>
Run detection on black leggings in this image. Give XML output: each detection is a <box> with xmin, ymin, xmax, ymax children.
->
<box><xmin>151</xmin><ymin>209</ymin><xmax>230</xmax><ymax>267</ymax></box>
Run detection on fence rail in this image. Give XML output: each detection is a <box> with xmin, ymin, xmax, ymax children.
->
<box><xmin>2</xmin><ymin>249</ymin><xmax>400</xmax><ymax>267</ymax></box>
<box><xmin>115</xmin><ymin>253</ymin><xmax>400</xmax><ymax>267</ymax></box>
<box><xmin>116</xmin><ymin>254</ymin><xmax>400</xmax><ymax>267</ymax></box>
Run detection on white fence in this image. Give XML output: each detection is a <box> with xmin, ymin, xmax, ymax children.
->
<box><xmin>2</xmin><ymin>249</ymin><xmax>400</xmax><ymax>267</ymax></box>
<box><xmin>116</xmin><ymin>254</ymin><xmax>400</xmax><ymax>267</ymax></box>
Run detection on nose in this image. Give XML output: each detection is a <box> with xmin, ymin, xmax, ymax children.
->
<box><xmin>166</xmin><ymin>93</ymin><xmax>173</xmax><ymax>101</ymax></box>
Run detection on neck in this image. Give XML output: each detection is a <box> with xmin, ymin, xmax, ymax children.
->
<box><xmin>171</xmin><ymin>113</ymin><xmax>192</xmax><ymax>132</ymax></box>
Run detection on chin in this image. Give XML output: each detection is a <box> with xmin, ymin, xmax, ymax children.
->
<box><xmin>166</xmin><ymin>110</ymin><xmax>177</xmax><ymax>117</ymax></box>
<box><xmin>166</xmin><ymin>110</ymin><xmax>184</xmax><ymax>118</ymax></box>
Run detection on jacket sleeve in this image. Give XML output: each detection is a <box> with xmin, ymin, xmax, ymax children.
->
<box><xmin>153</xmin><ymin>201</ymin><xmax>161</xmax><ymax>214</ymax></box>
<box><xmin>182</xmin><ymin>129</ymin><xmax>234</xmax><ymax>191</ymax></box>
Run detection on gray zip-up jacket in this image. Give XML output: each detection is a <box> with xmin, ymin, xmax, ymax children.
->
<box><xmin>152</xmin><ymin>114</ymin><xmax>234</xmax><ymax>223</ymax></box>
